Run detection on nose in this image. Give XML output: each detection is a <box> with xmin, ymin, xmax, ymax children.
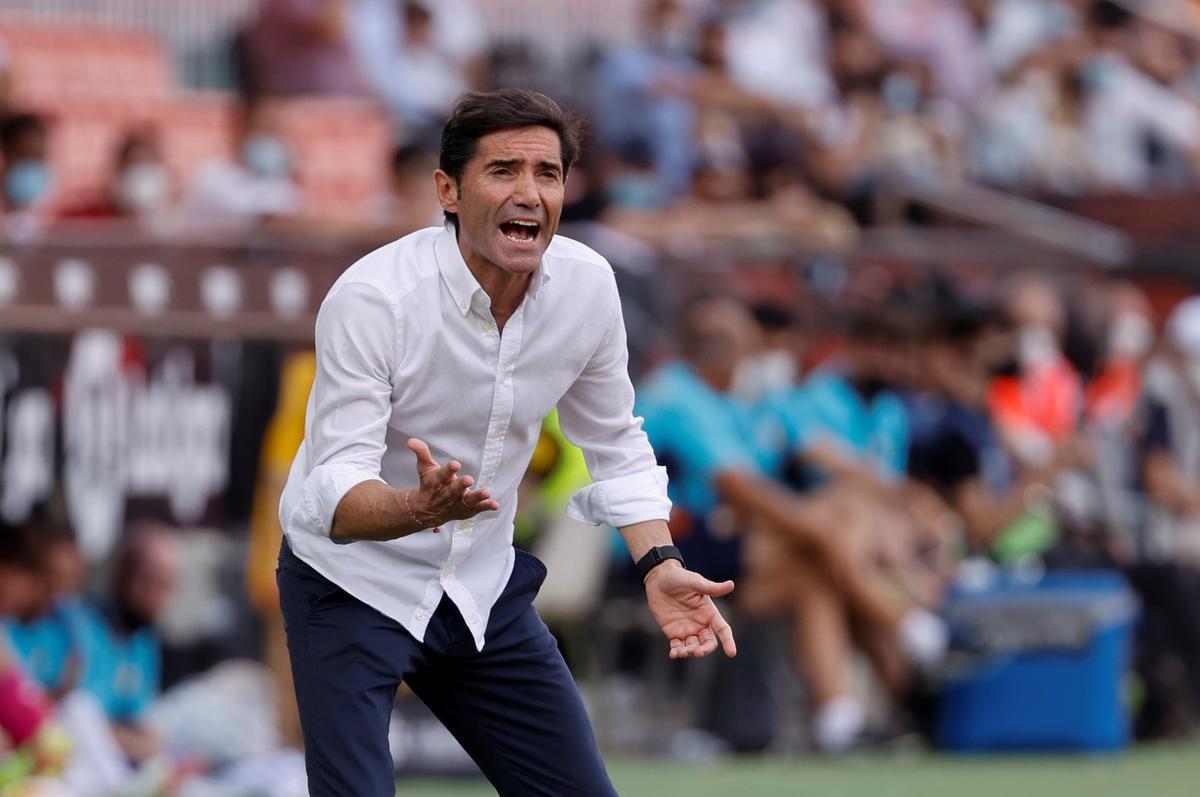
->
<box><xmin>512</xmin><ymin>169</ymin><xmax>540</xmax><ymax>210</ymax></box>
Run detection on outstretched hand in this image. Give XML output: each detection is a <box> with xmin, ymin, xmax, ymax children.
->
<box><xmin>643</xmin><ymin>563</ymin><xmax>737</xmax><ymax>659</ymax></box>
<box><xmin>407</xmin><ymin>438</ymin><xmax>500</xmax><ymax>527</ymax></box>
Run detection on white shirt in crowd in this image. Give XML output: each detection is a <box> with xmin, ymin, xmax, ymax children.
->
<box><xmin>176</xmin><ymin>160</ymin><xmax>301</xmax><ymax>236</ymax></box>
<box><xmin>1082</xmin><ymin>53</ymin><xmax>1200</xmax><ymax>191</ymax></box>
<box><xmin>723</xmin><ymin>0</ymin><xmax>833</xmax><ymax>111</ymax></box>
<box><xmin>348</xmin><ymin>0</ymin><xmax>486</xmax><ymax>125</ymax></box>
<box><xmin>279</xmin><ymin>225</ymin><xmax>671</xmax><ymax>650</ymax></box>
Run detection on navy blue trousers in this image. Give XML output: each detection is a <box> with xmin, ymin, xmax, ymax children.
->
<box><xmin>277</xmin><ymin>540</ymin><xmax>618</xmax><ymax>797</ymax></box>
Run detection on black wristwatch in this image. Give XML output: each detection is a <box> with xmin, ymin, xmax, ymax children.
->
<box><xmin>636</xmin><ymin>545</ymin><xmax>685</xmax><ymax>582</ymax></box>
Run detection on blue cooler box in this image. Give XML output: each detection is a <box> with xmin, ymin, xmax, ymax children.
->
<box><xmin>936</xmin><ymin>570</ymin><xmax>1138</xmax><ymax>753</ymax></box>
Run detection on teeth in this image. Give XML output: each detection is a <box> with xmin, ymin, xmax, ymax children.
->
<box><xmin>509</xmin><ymin>221</ymin><xmax>537</xmax><ymax>227</ymax></box>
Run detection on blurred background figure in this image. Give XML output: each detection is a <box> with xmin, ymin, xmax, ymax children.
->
<box><xmin>0</xmin><ymin>112</ymin><xmax>53</xmax><ymax>240</ymax></box>
<box><xmin>58</xmin><ymin>129</ymin><xmax>174</xmax><ymax>233</ymax></box>
<box><xmin>240</xmin><ymin>0</ymin><xmax>369</xmax><ymax>98</ymax></box>
<box><xmin>349</xmin><ymin>0</ymin><xmax>487</xmax><ymax>134</ymax></box>
<box><xmin>177</xmin><ymin>96</ymin><xmax>303</xmax><ymax>237</ymax></box>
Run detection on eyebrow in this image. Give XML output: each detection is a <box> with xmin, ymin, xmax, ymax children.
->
<box><xmin>486</xmin><ymin>158</ymin><xmax>563</xmax><ymax>174</ymax></box>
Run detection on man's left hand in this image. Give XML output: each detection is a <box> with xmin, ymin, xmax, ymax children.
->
<box><xmin>643</xmin><ymin>562</ymin><xmax>737</xmax><ymax>659</ymax></box>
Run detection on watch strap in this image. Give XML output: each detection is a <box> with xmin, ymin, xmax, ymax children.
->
<box><xmin>636</xmin><ymin>545</ymin><xmax>685</xmax><ymax>581</ymax></box>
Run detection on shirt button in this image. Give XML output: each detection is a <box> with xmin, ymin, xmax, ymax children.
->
<box><xmin>443</xmin><ymin>565</ymin><xmax>455</xmax><ymax>578</ymax></box>
<box><xmin>501</xmin><ymin>374</ymin><xmax>511</xmax><ymax>385</ymax></box>
<box><xmin>460</xmin><ymin>302</ymin><xmax>469</xmax><ymax>312</ymax></box>
<box><xmin>415</xmin><ymin>610</ymin><xmax>428</xmax><ymax>622</ymax></box>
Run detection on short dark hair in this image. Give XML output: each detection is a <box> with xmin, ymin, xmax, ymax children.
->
<box><xmin>439</xmin><ymin>89</ymin><xmax>583</xmax><ymax>229</ymax></box>
<box><xmin>0</xmin><ymin>522</ymin><xmax>41</xmax><ymax>572</ymax></box>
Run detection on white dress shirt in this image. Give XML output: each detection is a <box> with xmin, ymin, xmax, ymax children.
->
<box><xmin>279</xmin><ymin>225</ymin><xmax>671</xmax><ymax>650</ymax></box>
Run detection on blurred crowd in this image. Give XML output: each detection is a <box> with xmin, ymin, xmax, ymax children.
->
<box><xmin>625</xmin><ymin>270</ymin><xmax>1200</xmax><ymax>752</ymax></box>
<box><xmin>0</xmin><ymin>1</ymin><xmax>1198</xmax><ymax>245</ymax></box>
<box><xmin>3</xmin><ymin>0</ymin><xmax>1200</xmax><ymax>793</ymax></box>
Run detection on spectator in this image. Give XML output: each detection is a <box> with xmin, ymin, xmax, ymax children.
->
<box><xmin>240</xmin><ymin>0</ymin><xmax>369</xmax><ymax>97</ymax></box>
<box><xmin>637</xmin><ymin>298</ymin><xmax>947</xmax><ymax>752</ymax></box>
<box><xmin>1079</xmin><ymin>0</ymin><xmax>1200</xmax><ymax>190</ymax></box>
<box><xmin>349</xmin><ymin>0</ymin><xmax>487</xmax><ymax>132</ymax></box>
<box><xmin>989</xmin><ymin>275</ymin><xmax>1084</xmax><ymax>468</ymax></box>
<box><xmin>3</xmin><ymin>523</ymin><xmax>89</xmax><ymax>700</ymax></box>
<box><xmin>0</xmin><ymin>525</ymin><xmax>71</xmax><ymax>786</ymax></box>
<box><xmin>909</xmin><ymin>301</ymin><xmax>1086</xmax><ymax>561</ymax></box>
<box><xmin>0</xmin><ymin>112</ymin><xmax>53</xmax><ymax>240</ymax></box>
<box><xmin>75</xmin><ymin>525</ymin><xmax>180</xmax><ymax>764</ymax></box>
<box><xmin>176</xmin><ymin>98</ymin><xmax>303</xmax><ymax>237</ymax></box>
<box><xmin>593</xmin><ymin>0</ymin><xmax>702</xmax><ymax>200</ymax></box>
<box><xmin>58</xmin><ymin>129</ymin><xmax>174</xmax><ymax>231</ymax></box>
<box><xmin>980</xmin><ymin>0</ymin><xmax>1083</xmax><ymax>75</ymax></box>
<box><xmin>855</xmin><ymin>0</ymin><xmax>990</xmax><ymax>107</ymax></box>
<box><xmin>719</xmin><ymin>0</ymin><xmax>834</xmax><ymax>111</ymax></box>
<box><xmin>1139</xmin><ymin>296</ymin><xmax>1200</xmax><ymax>566</ymax></box>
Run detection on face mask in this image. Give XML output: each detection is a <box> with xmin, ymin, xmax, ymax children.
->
<box><xmin>607</xmin><ymin>173</ymin><xmax>662</xmax><ymax>211</ymax></box>
<box><xmin>242</xmin><ymin>135</ymin><xmax>291</xmax><ymax>179</ymax></box>
<box><xmin>731</xmin><ymin>351</ymin><xmax>796</xmax><ymax>401</ymax></box>
<box><xmin>1108</xmin><ymin>313</ymin><xmax>1153</xmax><ymax>359</ymax></box>
<box><xmin>881</xmin><ymin>72</ymin><xmax>922</xmax><ymax>115</ymax></box>
<box><xmin>1018</xmin><ymin>326</ymin><xmax>1059</xmax><ymax>370</ymax></box>
<box><xmin>116</xmin><ymin>164</ymin><xmax>170</xmax><ymax>213</ymax></box>
<box><xmin>4</xmin><ymin>160</ymin><xmax>51</xmax><ymax>208</ymax></box>
<box><xmin>654</xmin><ymin>22</ymin><xmax>691</xmax><ymax>55</ymax></box>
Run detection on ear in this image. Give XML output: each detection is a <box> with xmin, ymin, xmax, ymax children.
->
<box><xmin>434</xmin><ymin>169</ymin><xmax>459</xmax><ymax>215</ymax></box>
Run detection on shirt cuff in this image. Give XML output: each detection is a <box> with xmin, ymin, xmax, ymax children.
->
<box><xmin>295</xmin><ymin>462</ymin><xmax>383</xmax><ymax>538</ymax></box>
<box><xmin>566</xmin><ymin>466</ymin><xmax>672</xmax><ymax>528</ymax></box>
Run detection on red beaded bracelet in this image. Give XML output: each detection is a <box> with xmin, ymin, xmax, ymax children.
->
<box><xmin>404</xmin><ymin>490</ymin><xmax>440</xmax><ymax>533</ymax></box>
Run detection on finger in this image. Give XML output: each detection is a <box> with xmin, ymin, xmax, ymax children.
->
<box><xmin>463</xmin><ymin>492</ymin><xmax>499</xmax><ymax>514</ymax></box>
<box><xmin>407</xmin><ymin>438</ymin><xmax>440</xmax><ymax>473</ymax></box>
<box><xmin>447</xmin><ymin>476</ymin><xmax>470</xmax><ymax>499</ymax></box>
<box><xmin>696</xmin><ymin>628</ymin><xmax>718</xmax><ymax>657</ymax></box>
<box><xmin>669</xmin><ymin>638</ymin><xmax>686</xmax><ymax>659</ymax></box>
<box><xmin>435</xmin><ymin>460</ymin><xmax>462</xmax><ymax>483</ymax></box>
<box><xmin>684</xmin><ymin>634</ymin><xmax>701</xmax><ymax>656</ymax></box>
<box><xmin>711</xmin><ymin>610</ymin><xmax>738</xmax><ymax>658</ymax></box>
<box><xmin>688</xmin><ymin>572</ymin><xmax>736</xmax><ymax>597</ymax></box>
<box><xmin>461</xmin><ymin>488</ymin><xmax>491</xmax><ymax>507</ymax></box>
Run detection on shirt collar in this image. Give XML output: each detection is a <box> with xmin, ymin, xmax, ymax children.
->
<box><xmin>434</xmin><ymin>225</ymin><xmax>550</xmax><ymax>316</ymax></box>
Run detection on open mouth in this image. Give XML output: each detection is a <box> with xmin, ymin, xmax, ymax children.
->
<box><xmin>499</xmin><ymin>220</ymin><xmax>540</xmax><ymax>244</ymax></box>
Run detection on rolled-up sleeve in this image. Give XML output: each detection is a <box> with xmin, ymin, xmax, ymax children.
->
<box><xmin>294</xmin><ymin>281</ymin><xmax>398</xmax><ymax>537</ymax></box>
<box><xmin>559</xmin><ymin>277</ymin><xmax>671</xmax><ymax>527</ymax></box>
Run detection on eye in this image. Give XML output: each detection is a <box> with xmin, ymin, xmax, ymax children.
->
<box><xmin>493</xmin><ymin>167</ymin><xmax>512</xmax><ymax>177</ymax></box>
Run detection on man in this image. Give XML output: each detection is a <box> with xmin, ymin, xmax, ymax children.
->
<box><xmin>0</xmin><ymin>112</ymin><xmax>53</xmax><ymax>241</ymax></box>
<box><xmin>75</xmin><ymin>524</ymin><xmax>180</xmax><ymax>764</ymax></box>
<box><xmin>638</xmin><ymin>298</ymin><xmax>946</xmax><ymax>752</ymax></box>
<box><xmin>277</xmin><ymin>89</ymin><xmax>737</xmax><ymax>797</ymax></box>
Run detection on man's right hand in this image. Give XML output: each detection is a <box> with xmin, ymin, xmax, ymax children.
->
<box><xmin>407</xmin><ymin>438</ymin><xmax>500</xmax><ymax>527</ymax></box>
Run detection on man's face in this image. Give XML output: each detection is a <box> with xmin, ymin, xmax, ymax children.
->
<box><xmin>437</xmin><ymin>126</ymin><xmax>566</xmax><ymax>278</ymax></box>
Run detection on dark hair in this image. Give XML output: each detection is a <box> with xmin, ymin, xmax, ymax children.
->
<box><xmin>0</xmin><ymin>522</ymin><xmax>41</xmax><ymax>571</ymax></box>
<box><xmin>439</xmin><ymin>89</ymin><xmax>583</xmax><ymax>229</ymax></box>
<box><xmin>1090</xmin><ymin>0</ymin><xmax>1132</xmax><ymax>30</ymax></box>
<box><xmin>391</xmin><ymin>142</ymin><xmax>435</xmax><ymax>176</ymax></box>
<box><xmin>750</xmin><ymin>302</ymin><xmax>796</xmax><ymax>332</ymax></box>
<box><xmin>0</xmin><ymin>113</ymin><xmax>48</xmax><ymax>157</ymax></box>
